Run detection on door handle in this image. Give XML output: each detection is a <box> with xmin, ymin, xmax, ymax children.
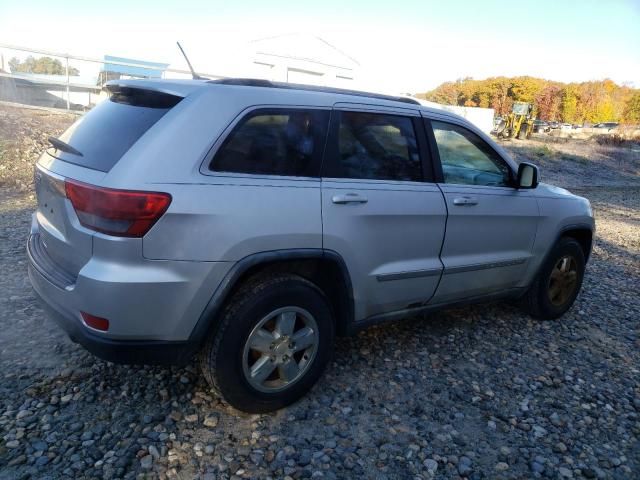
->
<box><xmin>332</xmin><ymin>193</ymin><xmax>368</xmax><ymax>204</ymax></box>
<box><xmin>453</xmin><ymin>196</ymin><xmax>478</xmax><ymax>206</ymax></box>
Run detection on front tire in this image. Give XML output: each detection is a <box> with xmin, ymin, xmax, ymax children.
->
<box><xmin>523</xmin><ymin>237</ymin><xmax>586</xmax><ymax>319</ymax></box>
<box><xmin>199</xmin><ymin>274</ymin><xmax>334</xmax><ymax>413</ymax></box>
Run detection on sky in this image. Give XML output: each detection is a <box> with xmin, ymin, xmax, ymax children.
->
<box><xmin>1</xmin><ymin>0</ymin><xmax>639</xmax><ymax>93</ymax></box>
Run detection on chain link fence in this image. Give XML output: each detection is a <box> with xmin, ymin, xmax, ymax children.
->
<box><xmin>0</xmin><ymin>43</ymin><xmax>223</xmax><ymax>112</ymax></box>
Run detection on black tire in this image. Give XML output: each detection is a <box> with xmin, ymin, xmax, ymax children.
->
<box><xmin>518</xmin><ymin>124</ymin><xmax>529</xmax><ymax>139</ymax></box>
<box><xmin>199</xmin><ymin>273</ymin><xmax>334</xmax><ymax>413</ymax></box>
<box><xmin>523</xmin><ymin>237</ymin><xmax>586</xmax><ymax>320</ymax></box>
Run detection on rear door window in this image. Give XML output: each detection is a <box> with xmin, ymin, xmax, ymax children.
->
<box><xmin>210</xmin><ymin>109</ymin><xmax>329</xmax><ymax>177</ymax></box>
<box><xmin>49</xmin><ymin>87</ymin><xmax>181</xmax><ymax>172</ymax></box>
<box><xmin>323</xmin><ymin>111</ymin><xmax>423</xmax><ymax>181</ymax></box>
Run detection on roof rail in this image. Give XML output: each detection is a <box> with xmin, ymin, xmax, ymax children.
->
<box><xmin>208</xmin><ymin>78</ymin><xmax>421</xmax><ymax>106</ymax></box>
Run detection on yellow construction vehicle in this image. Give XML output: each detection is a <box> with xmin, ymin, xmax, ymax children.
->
<box><xmin>492</xmin><ymin>102</ymin><xmax>534</xmax><ymax>139</ymax></box>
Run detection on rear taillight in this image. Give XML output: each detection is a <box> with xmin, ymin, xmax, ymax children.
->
<box><xmin>64</xmin><ymin>180</ymin><xmax>171</xmax><ymax>237</ymax></box>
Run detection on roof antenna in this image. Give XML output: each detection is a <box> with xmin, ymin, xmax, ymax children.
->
<box><xmin>176</xmin><ymin>41</ymin><xmax>204</xmax><ymax>80</ymax></box>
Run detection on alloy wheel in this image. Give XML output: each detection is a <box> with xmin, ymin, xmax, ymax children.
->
<box><xmin>547</xmin><ymin>255</ymin><xmax>578</xmax><ymax>306</ymax></box>
<box><xmin>242</xmin><ymin>307</ymin><xmax>319</xmax><ymax>393</ymax></box>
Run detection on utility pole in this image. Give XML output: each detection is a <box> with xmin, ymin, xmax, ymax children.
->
<box><xmin>65</xmin><ymin>55</ymin><xmax>70</xmax><ymax>110</ymax></box>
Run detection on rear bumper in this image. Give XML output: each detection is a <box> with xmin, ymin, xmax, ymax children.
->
<box><xmin>28</xmin><ymin>263</ymin><xmax>198</xmax><ymax>365</ymax></box>
<box><xmin>26</xmin><ymin>216</ymin><xmax>232</xmax><ymax>364</ymax></box>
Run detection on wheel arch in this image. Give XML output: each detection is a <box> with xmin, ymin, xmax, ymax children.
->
<box><xmin>190</xmin><ymin>249</ymin><xmax>355</xmax><ymax>345</ymax></box>
<box><xmin>525</xmin><ymin>223</ymin><xmax>594</xmax><ymax>295</ymax></box>
<box><xmin>559</xmin><ymin>225</ymin><xmax>593</xmax><ymax>262</ymax></box>
<box><xmin>522</xmin><ymin>224</ymin><xmax>592</xmax><ymax>319</ymax></box>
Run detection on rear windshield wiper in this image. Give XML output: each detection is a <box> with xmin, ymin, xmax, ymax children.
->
<box><xmin>48</xmin><ymin>137</ymin><xmax>83</xmax><ymax>157</ymax></box>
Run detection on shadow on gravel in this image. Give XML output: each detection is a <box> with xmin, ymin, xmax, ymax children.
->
<box><xmin>592</xmin><ymin>236</ymin><xmax>639</xmax><ymax>278</ymax></box>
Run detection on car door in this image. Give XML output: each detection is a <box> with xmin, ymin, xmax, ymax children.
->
<box><xmin>424</xmin><ymin>116</ymin><xmax>539</xmax><ymax>304</ymax></box>
<box><xmin>321</xmin><ymin>105</ymin><xmax>447</xmax><ymax>321</ymax></box>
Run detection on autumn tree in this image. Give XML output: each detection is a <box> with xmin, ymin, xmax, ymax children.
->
<box><xmin>560</xmin><ymin>86</ymin><xmax>578</xmax><ymax>123</ymax></box>
<box><xmin>535</xmin><ymin>84</ymin><xmax>562</xmax><ymax>120</ymax></box>
<box><xmin>488</xmin><ymin>78</ymin><xmax>512</xmax><ymax>116</ymax></box>
<box><xmin>623</xmin><ymin>92</ymin><xmax>640</xmax><ymax>123</ymax></box>
<box><xmin>419</xmin><ymin>82</ymin><xmax>451</xmax><ymax>104</ymax></box>
<box><xmin>509</xmin><ymin>76</ymin><xmax>545</xmax><ymax>103</ymax></box>
<box><xmin>419</xmin><ymin>76</ymin><xmax>638</xmax><ymax>123</ymax></box>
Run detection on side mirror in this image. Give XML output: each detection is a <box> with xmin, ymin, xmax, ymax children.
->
<box><xmin>517</xmin><ymin>162</ymin><xmax>539</xmax><ymax>189</ymax></box>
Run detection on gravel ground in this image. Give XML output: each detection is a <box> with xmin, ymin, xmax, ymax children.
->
<box><xmin>1</xmin><ymin>105</ymin><xmax>639</xmax><ymax>479</ymax></box>
<box><xmin>503</xmin><ymin>136</ymin><xmax>640</xmax><ymax>189</ymax></box>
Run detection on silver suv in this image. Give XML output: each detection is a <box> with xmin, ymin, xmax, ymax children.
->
<box><xmin>28</xmin><ymin>79</ymin><xmax>595</xmax><ymax>412</ymax></box>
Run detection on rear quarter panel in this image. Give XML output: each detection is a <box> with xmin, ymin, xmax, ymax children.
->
<box><xmin>142</xmin><ymin>178</ymin><xmax>322</xmax><ymax>261</ymax></box>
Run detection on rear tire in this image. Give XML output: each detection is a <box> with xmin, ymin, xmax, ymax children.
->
<box><xmin>199</xmin><ymin>273</ymin><xmax>334</xmax><ymax>413</ymax></box>
<box><xmin>523</xmin><ymin>237</ymin><xmax>585</xmax><ymax>319</ymax></box>
<box><xmin>518</xmin><ymin>124</ymin><xmax>529</xmax><ymax>139</ymax></box>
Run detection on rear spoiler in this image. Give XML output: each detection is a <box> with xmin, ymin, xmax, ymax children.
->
<box><xmin>105</xmin><ymin>85</ymin><xmax>183</xmax><ymax>109</ymax></box>
<box><xmin>104</xmin><ymin>79</ymin><xmax>205</xmax><ymax>98</ymax></box>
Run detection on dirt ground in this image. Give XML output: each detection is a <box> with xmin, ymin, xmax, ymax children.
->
<box><xmin>0</xmin><ymin>104</ymin><xmax>78</xmax><ymax>191</ymax></box>
<box><xmin>502</xmin><ymin>135</ymin><xmax>640</xmax><ymax>189</ymax></box>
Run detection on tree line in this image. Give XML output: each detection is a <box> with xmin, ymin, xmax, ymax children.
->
<box><xmin>8</xmin><ymin>56</ymin><xmax>80</xmax><ymax>76</ymax></box>
<box><xmin>417</xmin><ymin>76</ymin><xmax>640</xmax><ymax>124</ymax></box>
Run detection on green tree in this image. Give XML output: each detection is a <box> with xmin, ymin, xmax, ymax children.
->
<box><xmin>8</xmin><ymin>56</ymin><xmax>79</xmax><ymax>75</ymax></box>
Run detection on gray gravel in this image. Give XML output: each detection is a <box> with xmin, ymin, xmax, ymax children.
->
<box><xmin>1</xmin><ymin>106</ymin><xmax>639</xmax><ymax>479</ymax></box>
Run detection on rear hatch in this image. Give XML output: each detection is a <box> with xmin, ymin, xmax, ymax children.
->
<box><xmin>33</xmin><ymin>166</ymin><xmax>92</xmax><ymax>278</ymax></box>
<box><xmin>33</xmin><ymin>85</ymin><xmax>182</xmax><ymax>278</ymax></box>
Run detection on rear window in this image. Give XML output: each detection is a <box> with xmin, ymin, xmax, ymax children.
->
<box><xmin>49</xmin><ymin>87</ymin><xmax>181</xmax><ymax>172</ymax></box>
<box><xmin>210</xmin><ymin>109</ymin><xmax>329</xmax><ymax>177</ymax></box>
